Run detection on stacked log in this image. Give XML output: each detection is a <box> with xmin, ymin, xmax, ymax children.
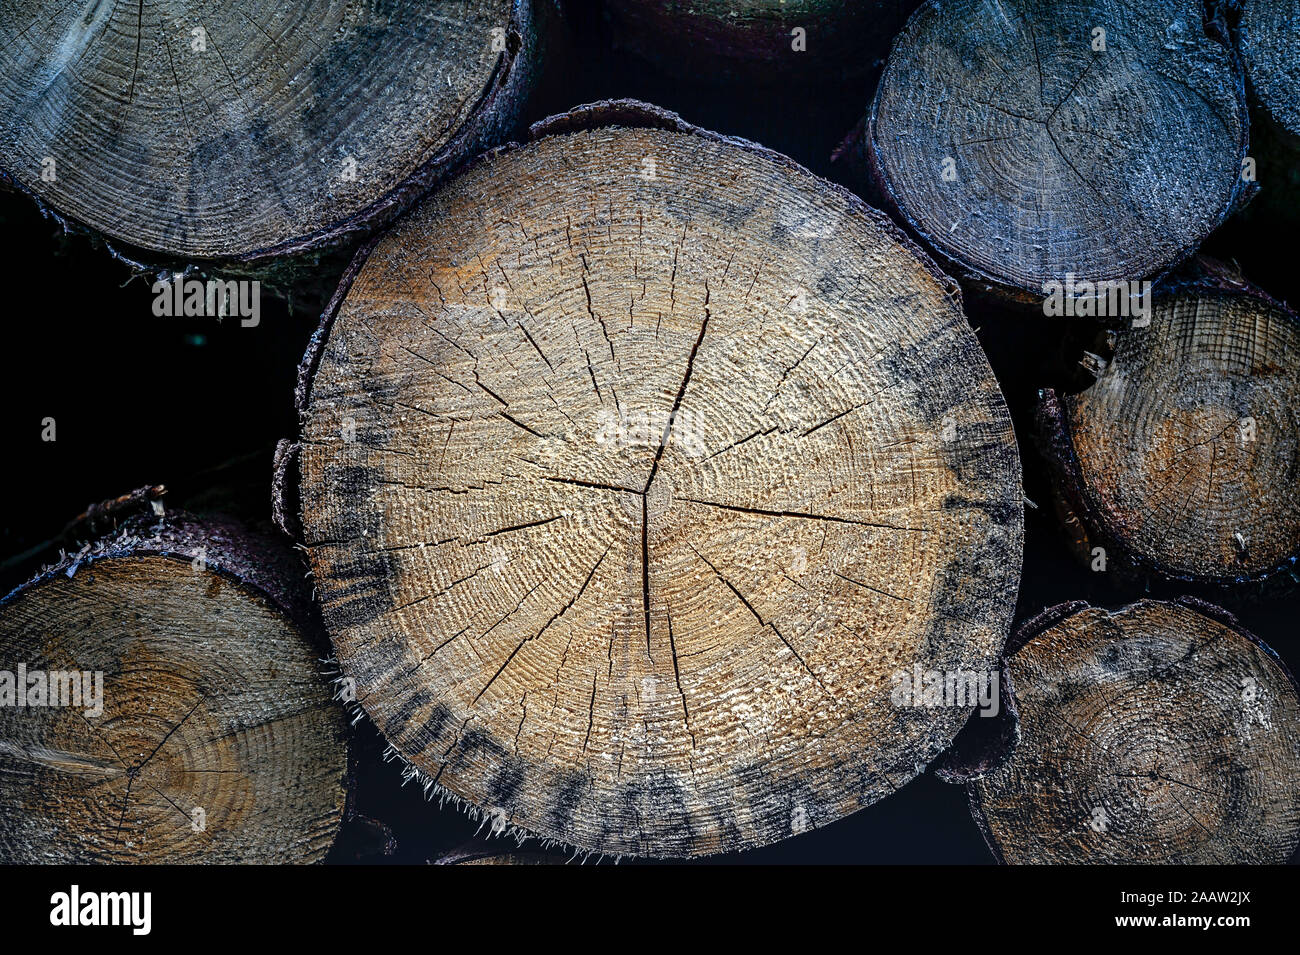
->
<box><xmin>0</xmin><ymin>1</ymin><xmax>539</xmax><ymax>272</ymax></box>
<box><xmin>0</xmin><ymin>495</ymin><xmax>348</xmax><ymax>863</ymax></box>
<box><xmin>1036</xmin><ymin>260</ymin><xmax>1300</xmax><ymax>587</ymax></box>
<box><xmin>1236</xmin><ymin>0</ymin><xmax>1300</xmax><ymax>228</ymax></box>
<box><xmin>1</xmin><ymin>0</ymin><xmax>1297</xmax><ymax>872</ymax></box>
<box><xmin>867</xmin><ymin>0</ymin><xmax>1248</xmax><ymax>296</ymax></box>
<box><xmin>968</xmin><ymin>599</ymin><xmax>1300</xmax><ymax>864</ymax></box>
<box><xmin>286</xmin><ymin>100</ymin><xmax>1024</xmax><ymax>858</ymax></box>
<box><xmin>1239</xmin><ymin>0</ymin><xmax>1300</xmax><ymax>144</ymax></box>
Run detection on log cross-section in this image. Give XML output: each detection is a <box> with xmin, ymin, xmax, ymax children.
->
<box><xmin>970</xmin><ymin>600</ymin><xmax>1300</xmax><ymax>864</ymax></box>
<box><xmin>868</xmin><ymin>0</ymin><xmax>1248</xmax><ymax>294</ymax></box>
<box><xmin>0</xmin><ymin>0</ymin><xmax>536</xmax><ymax>266</ymax></box>
<box><xmin>0</xmin><ymin>510</ymin><xmax>349</xmax><ymax>864</ymax></box>
<box><xmin>295</xmin><ymin>102</ymin><xmax>1024</xmax><ymax>858</ymax></box>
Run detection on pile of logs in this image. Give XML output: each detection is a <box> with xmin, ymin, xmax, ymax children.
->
<box><xmin>1</xmin><ymin>0</ymin><xmax>1298</xmax><ymax>865</ymax></box>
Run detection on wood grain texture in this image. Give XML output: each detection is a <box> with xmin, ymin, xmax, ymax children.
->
<box><xmin>0</xmin><ymin>0</ymin><xmax>537</xmax><ymax>266</ymax></box>
<box><xmin>604</xmin><ymin>0</ymin><xmax>917</xmax><ymax>81</ymax></box>
<box><xmin>294</xmin><ymin>101</ymin><xmax>1024</xmax><ymax>858</ymax></box>
<box><xmin>868</xmin><ymin>0</ymin><xmax>1248</xmax><ymax>293</ymax></box>
<box><xmin>1240</xmin><ymin>0</ymin><xmax>1300</xmax><ymax>142</ymax></box>
<box><xmin>970</xmin><ymin>599</ymin><xmax>1300</xmax><ymax>864</ymax></box>
<box><xmin>1037</xmin><ymin>263</ymin><xmax>1300</xmax><ymax>586</ymax></box>
<box><xmin>0</xmin><ymin>510</ymin><xmax>348</xmax><ymax>863</ymax></box>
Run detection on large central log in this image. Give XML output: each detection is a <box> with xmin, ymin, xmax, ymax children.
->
<box><xmin>292</xmin><ymin>101</ymin><xmax>1024</xmax><ymax>858</ymax></box>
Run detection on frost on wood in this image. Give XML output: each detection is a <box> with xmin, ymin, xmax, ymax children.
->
<box><xmin>0</xmin><ymin>0</ymin><xmax>535</xmax><ymax>265</ymax></box>
<box><xmin>970</xmin><ymin>600</ymin><xmax>1300</xmax><ymax>865</ymax></box>
<box><xmin>0</xmin><ymin>511</ymin><xmax>348</xmax><ymax>864</ymax></box>
<box><xmin>867</xmin><ymin>0</ymin><xmax>1248</xmax><ymax>294</ymax></box>
<box><xmin>295</xmin><ymin>102</ymin><xmax>1024</xmax><ymax>858</ymax></box>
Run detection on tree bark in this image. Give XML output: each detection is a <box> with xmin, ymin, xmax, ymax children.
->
<box><xmin>0</xmin><ymin>495</ymin><xmax>349</xmax><ymax>863</ymax></box>
<box><xmin>288</xmin><ymin>98</ymin><xmax>1024</xmax><ymax>858</ymax></box>
<box><xmin>968</xmin><ymin>598</ymin><xmax>1300</xmax><ymax>864</ymax></box>
<box><xmin>603</xmin><ymin>0</ymin><xmax>917</xmax><ymax>83</ymax></box>
<box><xmin>867</xmin><ymin>0</ymin><xmax>1249</xmax><ymax>296</ymax></box>
<box><xmin>1036</xmin><ymin>258</ymin><xmax>1300</xmax><ymax>588</ymax></box>
<box><xmin>0</xmin><ymin>1</ymin><xmax>538</xmax><ymax>273</ymax></box>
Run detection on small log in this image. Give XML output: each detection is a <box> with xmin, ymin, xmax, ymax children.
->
<box><xmin>0</xmin><ymin>1</ymin><xmax>538</xmax><ymax>271</ymax></box>
<box><xmin>1036</xmin><ymin>260</ymin><xmax>1300</xmax><ymax>586</ymax></box>
<box><xmin>289</xmin><ymin>99</ymin><xmax>1024</xmax><ymax>858</ymax></box>
<box><xmin>867</xmin><ymin>0</ymin><xmax>1249</xmax><ymax>295</ymax></box>
<box><xmin>1239</xmin><ymin>0</ymin><xmax>1300</xmax><ymax>144</ymax></box>
<box><xmin>969</xmin><ymin>599</ymin><xmax>1300</xmax><ymax>864</ymax></box>
<box><xmin>0</xmin><ymin>501</ymin><xmax>348</xmax><ymax>863</ymax></box>
<box><xmin>603</xmin><ymin>0</ymin><xmax>917</xmax><ymax>82</ymax></box>
<box><xmin>1236</xmin><ymin>1</ymin><xmax>1300</xmax><ymax>229</ymax></box>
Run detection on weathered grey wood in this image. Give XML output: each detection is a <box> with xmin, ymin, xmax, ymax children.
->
<box><xmin>868</xmin><ymin>0</ymin><xmax>1249</xmax><ymax>295</ymax></box>
<box><xmin>0</xmin><ymin>1</ymin><xmax>538</xmax><ymax>270</ymax></box>
<box><xmin>1240</xmin><ymin>0</ymin><xmax>1300</xmax><ymax>143</ymax></box>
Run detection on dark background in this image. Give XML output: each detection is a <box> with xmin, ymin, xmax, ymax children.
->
<box><xmin>0</xmin><ymin>2</ymin><xmax>1295</xmax><ymax>864</ymax></box>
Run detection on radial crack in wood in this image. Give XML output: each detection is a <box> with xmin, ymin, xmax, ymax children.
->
<box><xmin>295</xmin><ymin>100</ymin><xmax>1024</xmax><ymax>858</ymax></box>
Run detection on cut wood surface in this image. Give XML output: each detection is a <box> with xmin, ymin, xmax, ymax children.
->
<box><xmin>1037</xmin><ymin>263</ymin><xmax>1300</xmax><ymax>585</ymax></box>
<box><xmin>1240</xmin><ymin>0</ymin><xmax>1300</xmax><ymax>142</ymax></box>
<box><xmin>970</xmin><ymin>599</ymin><xmax>1300</xmax><ymax>864</ymax></box>
<box><xmin>0</xmin><ymin>506</ymin><xmax>348</xmax><ymax>863</ymax></box>
<box><xmin>868</xmin><ymin>0</ymin><xmax>1248</xmax><ymax>294</ymax></box>
<box><xmin>293</xmin><ymin>100</ymin><xmax>1024</xmax><ymax>857</ymax></box>
<box><xmin>604</xmin><ymin>0</ymin><xmax>917</xmax><ymax>81</ymax></box>
<box><xmin>0</xmin><ymin>0</ymin><xmax>536</xmax><ymax>266</ymax></box>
